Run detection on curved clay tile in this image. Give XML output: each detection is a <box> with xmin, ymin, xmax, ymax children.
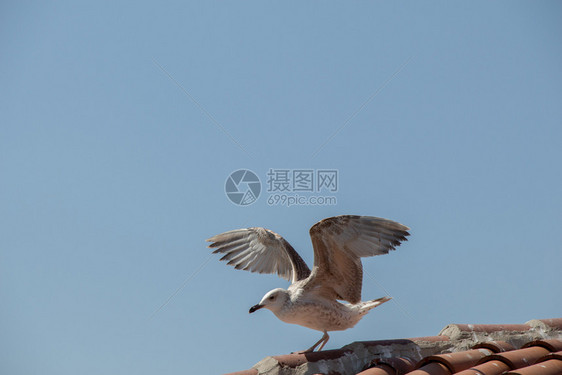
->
<box><xmin>472</xmin><ymin>340</ymin><xmax>516</xmax><ymax>353</ymax></box>
<box><xmin>477</xmin><ymin>346</ymin><xmax>551</xmax><ymax>370</ymax></box>
<box><xmin>505</xmin><ymin>358</ymin><xmax>562</xmax><ymax>375</ymax></box>
<box><xmin>454</xmin><ymin>324</ymin><xmax>532</xmax><ymax>333</ymax></box>
<box><xmin>455</xmin><ymin>359</ymin><xmax>511</xmax><ymax>375</ymax></box>
<box><xmin>521</xmin><ymin>339</ymin><xmax>562</xmax><ymax>353</ymax></box>
<box><xmin>537</xmin><ymin>318</ymin><xmax>562</xmax><ymax>330</ymax></box>
<box><xmin>416</xmin><ymin>348</ymin><xmax>493</xmax><ymax>373</ymax></box>
<box><xmin>406</xmin><ymin>361</ymin><xmax>451</xmax><ymax>375</ymax></box>
<box><xmin>359</xmin><ymin>357</ymin><xmax>416</xmax><ymax>375</ymax></box>
<box><xmin>535</xmin><ymin>350</ymin><xmax>562</xmax><ymax>363</ymax></box>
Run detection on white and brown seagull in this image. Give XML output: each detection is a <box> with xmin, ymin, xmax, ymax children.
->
<box><xmin>206</xmin><ymin>215</ymin><xmax>410</xmax><ymax>352</ymax></box>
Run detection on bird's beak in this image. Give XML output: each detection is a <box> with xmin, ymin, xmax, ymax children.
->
<box><xmin>249</xmin><ymin>304</ymin><xmax>264</xmax><ymax>313</ymax></box>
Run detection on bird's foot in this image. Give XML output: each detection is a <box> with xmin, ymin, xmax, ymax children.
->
<box><xmin>291</xmin><ymin>349</ymin><xmax>313</xmax><ymax>354</ymax></box>
<box><xmin>294</xmin><ymin>331</ymin><xmax>329</xmax><ymax>354</ymax></box>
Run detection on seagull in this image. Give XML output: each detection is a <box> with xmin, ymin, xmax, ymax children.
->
<box><xmin>206</xmin><ymin>215</ymin><xmax>410</xmax><ymax>352</ymax></box>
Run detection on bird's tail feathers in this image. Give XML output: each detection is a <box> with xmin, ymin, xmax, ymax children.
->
<box><xmin>361</xmin><ymin>296</ymin><xmax>392</xmax><ymax>312</ymax></box>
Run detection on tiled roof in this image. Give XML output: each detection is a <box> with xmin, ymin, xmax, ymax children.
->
<box><xmin>225</xmin><ymin>318</ymin><xmax>562</xmax><ymax>375</ymax></box>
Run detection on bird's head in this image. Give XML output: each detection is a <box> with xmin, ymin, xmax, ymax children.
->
<box><xmin>249</xmin><ymin>288</ymin><xmax>289</xmax><ymax>314</ymax></box>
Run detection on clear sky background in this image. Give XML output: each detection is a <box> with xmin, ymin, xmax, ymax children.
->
<box><xmin>1</xmin><ymin>1</ymin><xmax>561</xmax><ymax>374</ymax></box>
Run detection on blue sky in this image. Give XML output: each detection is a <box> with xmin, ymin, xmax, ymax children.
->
<box><xmin>1</xmin><ymin>1</ymin><xmax>561</xmax><ymax>374</ymax></box>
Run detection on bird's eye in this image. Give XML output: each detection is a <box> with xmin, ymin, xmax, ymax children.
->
<box><xmin>269</xmin><ymin>295</ymin><xmax>275</xmax><ymax>300</ymax></box>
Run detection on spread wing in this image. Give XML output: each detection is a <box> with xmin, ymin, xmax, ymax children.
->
<box><xmin>206</xmin><ymin>227</ymin><xmax>311</xmax><ymax>283</ymax></box>
<box><xmin>302</xmin><ymin>215</ymin><xmax>410</xmax><ymax>304</ymax></box>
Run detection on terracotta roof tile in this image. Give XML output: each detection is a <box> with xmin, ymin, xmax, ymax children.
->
<box><xmin>406</xmin><ymin>361</ymin><xmax>451</xmax><ymax>375</ymax></box>
<box><xmin>505</xmin><ymin>358</ymin><xmax>562</xmax><ymax>374</ymax></box>
<box><xmin>451</xmin><ymin>324</ymin><xmax>532</xmax><ymax>333</ymax></box>
<box><xmin>359</xmin><ymin>357</ymin><xmax>417</xmax><ymax>375</ymax></box>
<box><xmin>230</xmin><ymin>317</ymin><xmax>562</xmax><ymax>375</ymax></box>
<box><xmin>522</xmin><ymin>339</ymin><xmax>562</xmax><ymax>352</ymax></box>
<box><xmin>536</xmin><ymin>350</ymin><xmax>562</xmax><ymax>362</ymax></box>
<box><xmin>477</xmin><ymin>346</ymin><xmax>551</xmax><ymax>369</ymax></box>
<box><xmin>472</xmin><ymin>340</ymin><xmax>515</xmax><ymax>353</ymax></box>
<box><xmin>356</xmin><ymin>364</ymin><xmax>394</xmax><ymax>375</ymax></box>
<box><xmin>537</xmin><ymin>318</ymin><xmax>562</xmax><ymax>330</ymax></box>
<box><xmin>416</xmin><ymin>349</ymin><xmax>493</xmax><ymax>373</ymax></box>
<box><xmin>455</xmin><ymin>359</ymin><xmax>511</xmax><ymax>375</ymax></box>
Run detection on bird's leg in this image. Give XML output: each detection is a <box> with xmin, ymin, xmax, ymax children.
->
<box><xmin>317</xmin><ymin>331</ymin><xmax>330</xmax><ymax>351</ymax></box>
<box><xmin>302</xmin><ymin>331</ymin><xmax>329</xmax><ymax>353</ymax></box>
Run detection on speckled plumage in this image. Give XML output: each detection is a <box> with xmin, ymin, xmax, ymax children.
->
<box><xmin>207</xmin><ymin>215</ymin><xmax>409</xmax><ymax>352</ymax></box>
